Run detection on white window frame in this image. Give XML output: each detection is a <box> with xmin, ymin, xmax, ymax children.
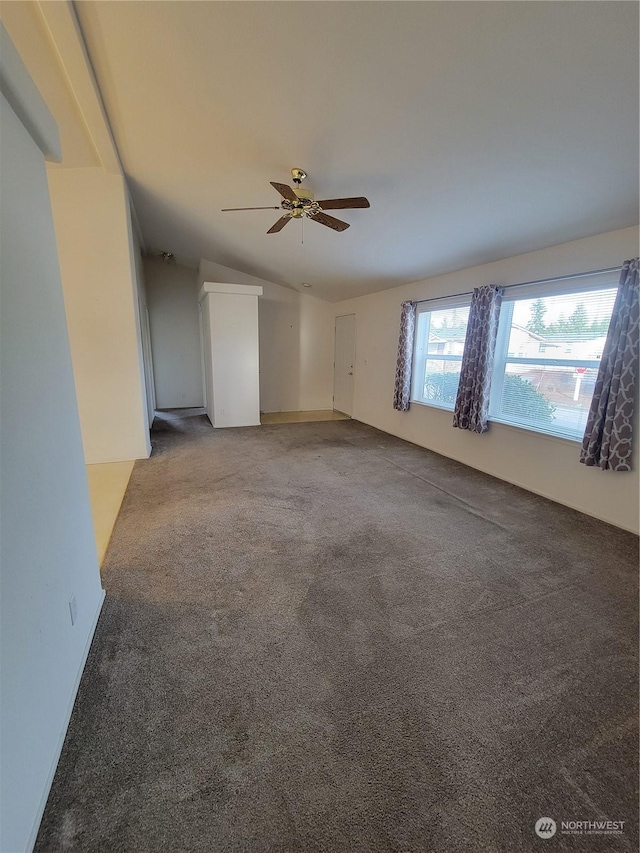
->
<box><xmin>488</xmin><ymin>273</ymin><xmax>619</xmax><ymax>441</ymax></box>
<box><xmin>409</xmin><ymin>272</ymin><xmax>618</xmax><ymax>439</ymax></box>
<box><xmin>411</xmin><ymin>294</ymin><xmax>472</xmax><ymax>410</ymax></box>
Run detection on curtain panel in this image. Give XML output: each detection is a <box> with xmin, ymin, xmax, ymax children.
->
<box><xmin>452</xmin><ymin>285</ymin><xmax>503</xmax><ymax>433</ymax></box>
<box><xmin>580</xmin><ymin>258</ymin><xmax>639</xmax><ymax>471</ymax></box>
<box><xmin>393</xmin><ymin>301</ymin><xmax>416</xmax><ymax>412</ymax></box>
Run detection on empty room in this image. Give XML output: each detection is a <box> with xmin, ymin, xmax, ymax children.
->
<box><xmin>1</xmin><ymin>1</ymin><xmax>638</xmax><ymax>852</ymax></box>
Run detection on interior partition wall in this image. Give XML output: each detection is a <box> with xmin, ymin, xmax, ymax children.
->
<box><xmin>0</xmin><ymin>25</ymin><xmax>105</xmax><ymax>852</ymax></box>
<box><xmin>199</xmin><ymin>282</ymin><xmax>263</xmax><ymax>428</ymax></box>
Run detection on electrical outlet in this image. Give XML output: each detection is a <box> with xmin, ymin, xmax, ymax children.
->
<box><xmin>69</xmin><ymin>594</ymin><xmax>78</xmax><ymax>626</ymax></box>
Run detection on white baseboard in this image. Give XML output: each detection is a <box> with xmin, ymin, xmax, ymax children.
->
<box><xmin>25</xmin><ymin>588</ymin><xmax>106</xmax><ymax>853</ymax></box>
<box><xmin>84</xmin><ymin>453</ymin><xmax>147</xmax><ymax>465</ymax></box>
<box><xmin>353</xmin><ymin>415</ymin><xmax>638</xmax><ymax>534</ymax></box>
<box><xmin>260</xmin><ymin>408</ymin><xmax>335</xmax><ymax>414</ymax></box>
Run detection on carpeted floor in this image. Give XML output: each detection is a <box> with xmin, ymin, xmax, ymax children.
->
<box><xmin>36</xmin><ymin>411</ymin><xmax>638</xmax><ymax>852</ymax></box>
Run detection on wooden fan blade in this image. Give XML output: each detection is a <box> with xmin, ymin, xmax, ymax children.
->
<box><xmin>270</xmin><ymin>182</ymin><xmax>298</xmax><ymax>202</ymax></box>
<box><xmin>317</xmin><ymin>197</ymin><xmax>370</xmax><ymax>210</ymax></box>
<box><xmin>310</xmin><ymin>211</ymin><xmax>350</xmax><ymax>232</ymax></box>
<box><xmin>267</xmin><ymin>215</ymin><xmax>291</xmax><ymax>234</ymax></box>
<box><xmin>222</xmin><ymin>206</ymin><xmax>281</xmax><ymax>211</ymax></box>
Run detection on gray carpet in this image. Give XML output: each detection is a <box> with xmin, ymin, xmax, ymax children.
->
<box><xmin>36</xmin><ymin>411</ymin><xmax>638</xmax><ymax>852</ymax></box>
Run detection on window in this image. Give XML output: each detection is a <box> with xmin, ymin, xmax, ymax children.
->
<box><xmin>411</xmin><ymin>299</ymin><xmax>471</xmax><ymax>409</ymax></box>
<box><xmin>410</xmin><ymin>272</ymin><xmax>619</xmax><ymax>442</ymax></box>
<box><xmin>490</xmin><ymin>283</ymin><xmax>618</xmax><ymax>440</ymax></box>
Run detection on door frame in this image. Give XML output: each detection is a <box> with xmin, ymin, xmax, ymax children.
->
<box><xmin>333</xmin><ymin>313</ymin><xmax>356</xmax><ymax>416</ymax></box>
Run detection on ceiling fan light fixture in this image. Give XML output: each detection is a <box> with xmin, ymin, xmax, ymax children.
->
<box><xmin>221</xmin><ymin>168</ymin><xmax>369</xmax><ymax>235</ymax></box>
<box><xmin>294</xmin><ymin>187</ymin><xmax>314</xmax><ymax>202</ymax></box>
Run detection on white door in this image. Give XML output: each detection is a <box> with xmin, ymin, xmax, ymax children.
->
<box><xmin>333</xmin><ymin>314</ymin><xmax>356</xmax><ymax>416</ymax></box>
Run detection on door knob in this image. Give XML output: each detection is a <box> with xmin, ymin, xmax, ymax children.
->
<box><xmin>348</xmin><ymin>371</ymin><xmax>353</xmax><ymax>375</ymax></box>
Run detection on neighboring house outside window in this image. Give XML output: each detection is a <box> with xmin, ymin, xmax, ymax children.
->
<box><xmin>411</xmin><ymin>299</ymin><xmax>471</xmax><ymax>409</ymax></box>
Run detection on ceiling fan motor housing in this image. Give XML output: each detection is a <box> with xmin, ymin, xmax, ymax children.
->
<box><xmin>281</xmin><ymin>184</ymin><xmax>318</xmax><ymax>216</ymax></box>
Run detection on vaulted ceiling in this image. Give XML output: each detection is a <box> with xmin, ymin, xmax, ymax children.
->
<box><xmin>75</xmin><ymin>1</ymin><xmax>639</xmax><ymax>301</ymax></box>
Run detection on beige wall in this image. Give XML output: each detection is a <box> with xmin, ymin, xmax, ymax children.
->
<box><xmin>257</xmin><ymin>280</ymin><xmax>301</xmax><ymax>413</ymax></box>
<box><xmin>299</xmin><ymin>292</ymin><xmax>334</xmax><ymax>411</ymax></box>
<box><xmin>48</xmin><ymin>167</ymin><xmax>151</xmax><ymax>463</ymax></box>
<box><xmin>144</xmin><ymin>258</ymin><xmax>203</xmax><ymax>409</ymax></box>
<box><xmin>3</xmin><ymin>2</ymin><xmax>151</xmax><ymax>465</ymax></box>
<box><xmin>198</xmin><ymin>259</ymin><xmax>334</xmax><ymax>413</ymax></box>
<box><xmin>329</xmin><ymin>227</ymin><xmax>640</xmax><ymax>533</ymax></box>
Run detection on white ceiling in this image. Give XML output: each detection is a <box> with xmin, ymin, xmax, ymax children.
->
<box><xmin>76</xmin><ymin>1</ymin><xmax>639</xmax><ymax>301</ymax></box>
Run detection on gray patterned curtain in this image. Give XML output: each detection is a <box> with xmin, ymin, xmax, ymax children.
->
<box><xmin>393</xmin><ymin>301</ymin><xmax>416</xmax><ymax>411</ymax></box>
<box><xmin>580</xmin><ymin>258</ymin><xmax>639</xmax><ymax>471</ymax></box>
<box><xmin>453</xmin><ymin>285</ymin><xmax>503</xmax><ymax>433</ymax></box>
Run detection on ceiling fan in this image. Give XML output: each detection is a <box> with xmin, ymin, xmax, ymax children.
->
<box><xmin>222</xmin><ymin>168</ymin><xmax>370</xmax><ymax>234</ymax></box>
